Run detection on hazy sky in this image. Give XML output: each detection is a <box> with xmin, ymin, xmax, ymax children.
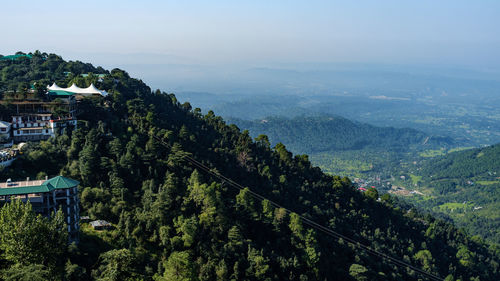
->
<box><xmin>1</xmin><ymin>0</ymin><xmax>499</xmax><ymax>69</ymax></box>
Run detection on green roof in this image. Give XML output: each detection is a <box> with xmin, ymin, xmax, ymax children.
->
<box><xmin>43</xmin><ymin>176</ymin><xmax>80</xmax><ymax>189</ymax></box>
<box><xmin>0</xmin><ymin>54</ymin><xmax>32</xmax><ymax>61</ymax></box>
<box><xmin>47</xmin><ymin>90</ymin><xmax>74</xmax><ymax>96</ymax></box>
<box><xmin>0</xmin><ymin>176</ymin><xmax>79</xmax><ymax>196</ymax></box>
<box><xmin>0</xmin><ymin>184</ymin><xmax>54</xmax><ymax>196</ymax></box>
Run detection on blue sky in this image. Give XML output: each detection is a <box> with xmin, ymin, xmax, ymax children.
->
<box><xmin>1</xmin><ymin>0</ymin><xmax>499</xmax><ymax>69</ymax></box>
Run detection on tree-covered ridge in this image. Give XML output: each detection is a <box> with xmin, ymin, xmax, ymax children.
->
<box><xmin>0</xmin><ymin>51</ymin><xmax>107</xmax><ymax>93</ymax></box>
<box><xmin>420</xmin><ymin>143</ymin><xmax>500</xmax><ymax>180</ymax></box>
<box><xmin>230</xmin><ymin>115</ymin><xmax>453</xmax><ymax>154</ymax></box>
<box><xmin>0</xmin><ymin>52</ymin><xmax>499</xmax><ymax>280</ymax></box>
<box><xmin>229</xmin><ymin>115</ymin><xmax>454</xmax><ymax>178</ymax></box>
<box><xmin>406</xmin><ymin>143</ymin><xmax>500</xmax><ymax>244</ymax></box>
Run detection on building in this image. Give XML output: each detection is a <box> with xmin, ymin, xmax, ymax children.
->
<box><xmin>7</xmin><ymin>93</ymin><xmax>77</xmax><ymax>116</ymax></box>
<box><xmin>6</xmin><ymin>91</ymin><xmax>78</xmax><ymax>142</ymax></box>
<box><xmin>0</xmin><ymin>149</ymin><xmax>18</xmax><ymax>168</ymax></box>
<box><xmin>0</xmin><ymin>121</ymin><xmax>11</xmax><ymax>139</ymax></box>
<box><xmin>0</xmin><ymin>176</ymin><xmax>80</xmax><ymax>241</ymax></box>
<box><xmin>89</xmin><ymin>220</ymin><xmax>112</xmax><ymax>230</ymax></box>
<box><xmin>0</xmin><ymin>121</ymin><xmax>12</xmax><ymax>148</ymax></box>
<box><xmin>11</xmin><ymin>114</ymin><xmax>77</xmax><ymax>142</ymax></box>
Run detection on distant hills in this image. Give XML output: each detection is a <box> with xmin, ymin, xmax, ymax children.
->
<box><xmin>230</xmin><ymin>115</ymin><xmax>453</xmax><ymax>177</ymax></box>
<box><xmin>420</xmin><ymin>143</ymin><xmax>500</xmax><ymax>180</ymax></box>
<box><xmin>230</xmin><ymin>115</ymin><xmax>453</xmax><ymax>154</ymax></box>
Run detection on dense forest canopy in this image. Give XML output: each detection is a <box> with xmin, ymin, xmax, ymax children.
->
<box><xmin>229</xmin><ymin>115</ymin><xmax>454</xmax><ymax>178</ymax></box>
<box><xmin>230</xmin><ymin>115</ymin><xmax>453</xmax><ymax>154</ymax></box>
<box><xmin>420</xmin><ymin>143</ymin><xmax>500</xmax><ymax>180</ymax></box>
<box><xmin>407</xmin><ymin>144</ymin><xmax>500</xmax><ymax>244</ymax></box>
<box><xmin>0</xmin><ymin>52</ymin><xmax>498</xmax><ymax>280</ymax></box>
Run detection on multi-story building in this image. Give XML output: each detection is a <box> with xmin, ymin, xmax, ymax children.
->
<box><xmin>7</xmin><ymin>91</ymin><xmax>78</xmax><ymax>142</ymax></box>
<box><xmin>11</xmin><ymin>114</ymin><xmax>77</xmax><ymax>142</ymax></box>
<box><xmin>0</xmin><ymin>176</ymin><xmax>80</xmax><ymax>242</ymax></box>
<box><xmin>1</xmin><ymin>81</ymin><xmax>109</xmax><ymax>143</ymax></box>
<box><xmin>8</xmin><ymin>95</ymin><xmax>77</xmax><ymax>116</ymax></box>
<box><xmin>0</xmin><ymin>121</ymin><xmax>12</xmax><ymax>148</ymax></box>
<box><xmin>0</xmin><ymin>149</ymin><xmax>17</xmax><ymax>168</ymax></box>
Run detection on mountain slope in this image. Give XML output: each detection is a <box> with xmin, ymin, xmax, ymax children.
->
<box><xmin>231</xmin><ymin>115</ymin><xmax>452</xmax><ymax>154</ymax></box>
<box><xmin>420</xmin><ymin>143</ymin><xmax>500</xmax><ymax>180</ymax></box>
<box><xmin>230</xmin><ymin>115</ymin><xmax>453</xmax><ymax>177</ymax></box>
<box><xmin>0</xmin><ymin>52</ymin><xmax>499</xmax><ymax>280</ymax></box>
<box><xmin>409</xmin><ymin>143</ymin><xmax>500</xmax><ymax>243</ymax></box>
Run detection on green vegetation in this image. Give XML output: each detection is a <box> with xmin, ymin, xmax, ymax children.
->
<box><xmin>409</xmin><ymin>174</ymin><xmax>422</xmax><ymax>185</ymax></box>
<box><xmin>232</xmin><ymin>113</ymin><xmax>500</xmax><ymax>245</ymax></box>
<box><xmin>0</xmin><ymin>200</ymin><xmax>69</xmax><ymax>280</ymax></box>
<box><xmin>310</xmin><ymin>153</ymin><xmax>373</xmax><ymax>177</ymax></box>
<box><xmin>231</xmin><ymin>116</ymin><xmax>453</xmax><ymax>154</ymax></box>
<box><xmin>420</xmin><ymin>144</ymin><xmax>500</xmax><ymax>180</ymax></box>
<box><xmin>0</xmin><ymin>52</ymin><xmax>499</xmax><ymax>280</ymax></box>
<box><xmin>406</xmin><ymin>143</ymin><xmax>500</xmax><ymax>244</ymax></box>
<box><xmin>419</xmin><ymin>149</ymin><xmax>446</xmax><ymax>158</ymax></box>
<box><xmin>230</xmin><ymin>116</ymin><xmax>453</xmax><ymax>178</ymax></box>
<box><xmin>475</xmin><ymin>180</ymin><xmax>499</xmax><ymax>185</ymax></box>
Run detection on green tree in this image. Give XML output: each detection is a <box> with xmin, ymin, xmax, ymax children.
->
<box><xmin>92</xmin><ymin>249</ymin><xmax>138</xmax><ymax>281</ymax></box>
<box><xmin>414</xmin><ymin>249</ymin><xmax>434</xmax><ymax>272</ymax></box>
<box><xmin>78</xmin><ymin>130</ymin><xmax>100</xmax><ymax>186</ymax></box>
<box><xmin>0</xmin><ymin>200</ymin><xmax>67</xmax><ymax>278</ymax></box>
<box><xmin>349</xmin><ymin>264</ymin><xmax>369</xmax><ymax>281</ymax></box>
<box><xmin>365</xmin><ymin>188</ymin><xmax>379</xmax><ymax>201</ymax></box>
<box><xmin>456</xmin><ymin>245</ymin><xmax>476</xmax><ymax>268</ymax></box>
<box><xmin>1</xmin><ymin>263</ymin><xmax>50</xmax><ymax>281</ymax></box>
<box><xmin>289</xmin><ymin>212</ymin><xmax>303</xmax><ymax>238</ymax></box>
<box><xmin>158</xmin><ymin>251</ymin><xmax>195</xmax><ymax>281</ymax></box>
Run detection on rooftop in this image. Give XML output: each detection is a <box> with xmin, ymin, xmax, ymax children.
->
<box><xmin>13</xmin><ymin>113</ymin><xmax>52</xmax><ymax>117</ymax></box>
<box><xmin>47</xmin><ymin>83</ymin><xmax>108</xmax><ymax>97</ymax></box>
<box><xmin>0</xmin><ymin>121</ymin><xmax>10</xmax><ymax>128</ymax></box>
<box><xmin>0</xmin><ymin>176</ymin><xmax>79</xmax><ymax>196</ymax></box>
<box><xmin>18</xmin><ymin>127</ymin><xmax>48</xmax><ymax>131</ymax></box>
<box><xmin>47</xmin><ymin>90</ymin><xmax>75</xmax><ymax>97</ymax></box>
<box><xmin>90</xmin><ymin>220</ymin><xmax>112</xmax><ymax>227</ymax></box>
<box><xmin>45</xmin><ymin>176</ymin><xmax>80</xmax><ymax>189</ymax></box>
<box><xmin>0</xmin><ymin>179</ymin><xmax>45</xmax><ymax>188</ymax></box>
<box><xmin>0</xmin><ymin>54</ymin><xmax>32</xmax><ymax>61</ymax></box>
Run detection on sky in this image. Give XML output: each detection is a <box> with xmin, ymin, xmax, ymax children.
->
<box><xmin>1</xmin><ymin>0</ymin><xmax>499</xmax><ymax>71</ymax></box>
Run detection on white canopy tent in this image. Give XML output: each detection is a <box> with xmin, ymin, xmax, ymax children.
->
<box><xmin>47</xmin><ymin>83</ymin><xmax>108</xmax><ymax>97</ymax></box>
<box><xmin>48</xmin><ymin>83</ymin><xmax>65</xmax><ymax>91</ymax></box>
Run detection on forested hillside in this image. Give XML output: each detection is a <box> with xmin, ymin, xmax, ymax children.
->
<box><xmin>408</xmin><ymin>144</ymin><xmax>500</xmax><ymax>244</ymax></box>
<box><xmin>0</xmin><ymin>52</ymin><xmax>499</xmax><ymax>280</ymax></box>
<box><xmin>231</xmin><ymin>116</ymin><xmax>452</xmax><ymax>154</ymax></box>
<box><xmin>420</xmin><ymin>143</ymin><xmax>500</xmax><ymax>180</ymax></box>
<box><xmin>230</xmin><ymin>116</ymin><xmax>453</xmax><ymax>177</ymax></box>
